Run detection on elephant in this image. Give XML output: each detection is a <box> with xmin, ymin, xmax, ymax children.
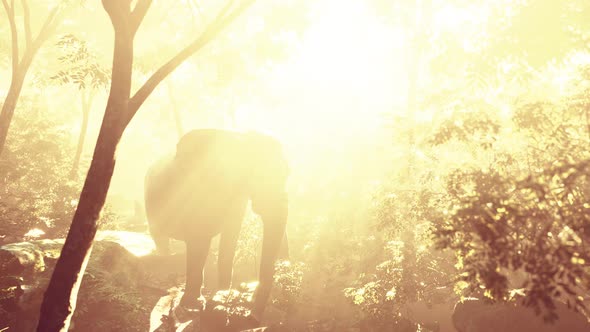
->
<box><xmin>144</xmin><ymin>129</ymin><xmax>289</xmax><ymax>320</ymax></box>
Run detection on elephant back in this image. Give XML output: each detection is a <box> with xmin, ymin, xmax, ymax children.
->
<box><xmin>145</xmin><ymin>129</ymin><xmax>289</xmax><ymax>240</ymax></box>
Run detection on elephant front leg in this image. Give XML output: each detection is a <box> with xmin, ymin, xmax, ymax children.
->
<box><xmin>180</xmin><ymin>238</ymin><xmax>211</xmax><ymax>311</ymax></box>
<box><xmin>249</xmin><ymin>190</ymin><xmax>289</xmax><ymax>321</ymax></box>
<box><xmin>253</xmin><ymin>218</ymin><xmax>287</xmax><ymax>320</ymax></box>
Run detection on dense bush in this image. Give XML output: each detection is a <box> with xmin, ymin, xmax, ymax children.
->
<box><xmin>0</xmin><ymin>97</ymin><xmax>80</xmax><ymax>240</ymax></box>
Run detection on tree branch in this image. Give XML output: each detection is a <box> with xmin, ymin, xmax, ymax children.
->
<box><xmin>31</xmin><ymin>5</ymin><xmax>60</xmax><ymax>51</ymax></box>
<box><xmin>102</xmin><ymin>0</ymin><xmax>132</xmax><ymax>28</ymax></box>
<box><xmin>125</xmin><ymin>0</ymin><xmax>255</xmax><ymax>126</ymax></box>
<box><xmin>81</xmin><ymin>89</ymin><xmax>88</xmax><ymax>113</ymax></box>
<box><xmin>130</xmin><ymin>0</ymin><xmax>152</xmax><ymax>31</ymax></box>
<box><xmin>21</xmin><ymin>0</ymin><xmax>31</xmax><ymax>48</ymax></box>
<box><xmin>16</xmin><ymin>4</ymin><xmax>61</xmax><ymax>74</ymax></box>
<box><xmin>2</xmin><ymin>0</ymin><xmax>19</xmax><ymax>76</ymax></box>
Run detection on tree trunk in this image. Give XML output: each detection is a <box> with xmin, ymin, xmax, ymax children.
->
<box><xmin>70</xmin><ymin>91</ymin><xmax>93</xmax><ymax>178</ymax></box>
<box><xmin>36</xmin><ymin>11</ymin><xmax>135</xmax><ymax>328</ymax></box>
<box><xmin>36</xmin><ymin>121</ymin><xmax>123</xmax><ymax>331</ymax></box>
<box><xmin>0</xmin><ymin>74</ymin><xmax>25</xmax><ymax>156</ymax></box>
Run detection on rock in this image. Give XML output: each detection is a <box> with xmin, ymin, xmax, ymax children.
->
<box><xmin>95</xmin><ymin>230</ymin><xmax>184</xmax><ymax>257</ymax></box>
<box><xmin>0</xmin><ymin>240</ymin><xmax>63</xmax><ymax>278</ymax></box>
<box><xmin>149</xmin><ymin>287</ymin><xmax>269</xmax><ymax>332</ymax></box>
<box><xmin>452</xmin><ymin>298</ymin><xmax>590</xmax><ymax>332</ymax></box>
<box><xmin>0</xmin><ymin>232</ymin><xmax>179</xmax><ymax>332</ymax></box>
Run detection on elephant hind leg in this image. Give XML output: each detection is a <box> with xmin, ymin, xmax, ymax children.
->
<box><xmin>149</xmin><ymin>223</ymin><xmax>170</xmax><ymax>255</ymax></box>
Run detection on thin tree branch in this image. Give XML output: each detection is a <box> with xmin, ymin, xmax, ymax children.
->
<box><xmin>81</xmin><ymin>89</ymin><xmax>88</xmax><ymax>113</ymax></box>
<box><xmin>125</xmin><ymin>0</ymin><xmax>255</xmax><ymax>125</ymax></box>
<box><xmin>88</xmin><ymin>88</ymin><xmax>97</xmax><ymax>110</ymax></box>
<box><xmin>130</xmin><ymin>0</ymin><xmax>152</xmax><ymax>32</ymax></box>
<box><xmin>15</xmin><ymin>5</ymin><xmax>60</xmax><ymax>74</ymax></box>
<box><xmin>30</xmin><ymin>6</ymin><xmax>60</xmax><ymax>52</ymax></box>
<box><xmin>216</xmin><ymin>0</ymin><xmax>236</xmax><ymax>24</ymax></box>
<box><xmin>21</xmin><ymin>0</ymin><xmax>31</xmax><ymax>48</ymax></box>
<box><xmin>2</xmin><ymin>0</ymin><xmax>19</xmax><ymax>77</ymax></box>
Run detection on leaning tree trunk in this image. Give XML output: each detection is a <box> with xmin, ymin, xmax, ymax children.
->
<box><xmin>37</xmin><ymin>118</ymin><xmax>125</xmax><ymax>331</ymax></box>
<box><xmin>36</xmin><ymin>4</ymin><xmax>136</xmax><ymax>329</ymax></box>
<box><xmin>37</xmin><ymin>0</ymin><xmax>255</xmax><ymax>330</ymax></box>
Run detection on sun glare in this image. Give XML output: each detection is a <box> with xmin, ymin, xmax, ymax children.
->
<box><xmin>234</xmin><ymin>0</ymin><xmax>405</xmax><ymax>154</ymax></box>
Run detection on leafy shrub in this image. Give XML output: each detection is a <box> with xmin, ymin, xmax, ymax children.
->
<box><xmin>0</xmin><ymin>96</ymin><xmax>80</xmax><ymax>240</ymax></box>
<box><xmin>434</xmin><ymin>159</ymin><xmax>590</xmax><ymax>321</ymax></box>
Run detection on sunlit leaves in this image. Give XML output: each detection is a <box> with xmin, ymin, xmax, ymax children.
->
<box><xmin>498</xmin><ymin>0</ymin><xmax>588</xmax><ymax>67</ymax></box>
<box><xmin>512</xmin><ymin>101</ymin><xmax>555</xmax><ymax>132</ymax></box>
<box><xmin>49</xmin><ymin>34</ymin><xmax>109</xmax><ymax>90</ymax></box>
<box><xmin>271</xmin><ymin>260</ymin><xmax>307</xmax><ymax>311</ymax></box>
<box><xmin>430</xmin><ymin>109</ymin><xmax>500</xmax><ymax>148</ymax></box>
<box><xmin>0</xmin><ymin>96</ymin><xmax>80</xmax><ymax>238</ymax></box>
<box><xmin>434</xmin><ymin>159</ymin><xmax>590</xmax><ymax>321</ymax></box>
<box><xmin>343</xmin><ymin>269</ymin><xmax>402</xmax><ymax>329</ymax></box>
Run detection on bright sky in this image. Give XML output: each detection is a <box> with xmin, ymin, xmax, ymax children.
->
<box><xmin>234</xmin><ymin>0</ymin><xmax>407</xmax><ymax>151</ymax></box>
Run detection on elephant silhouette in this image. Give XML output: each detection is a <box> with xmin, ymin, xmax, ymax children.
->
<box><xmin>144</xmin><ymin>129</ymin><xmax>289</xmax><ymax>320</ymax></box>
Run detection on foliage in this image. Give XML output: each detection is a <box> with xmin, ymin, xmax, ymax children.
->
<box><xmin>434</xmin><ymin>158</ymin><xmax>590</xmax><ymax>321</ymax></box>
<box><xmin>271</xmin><ymin>260</ymin><xmax>306</xmax><ymax>312</ymax></box>
<box><xmin>50</xmin><ymin>34</ymin><xmax>109</xmax><ymax>90</ymax></box>
<box><xmin>430</xmin><ymin>107</ymin><xmax>501</xmax><ymax>149</ymax></box>
<box><xmin>210</xmin><ymin>282</ymin><xmax>259</xmax><ymax>317</ymax></box>
<box><xmin>344</xmin><ymin>208</ymin><xmax>456</xmax><ymax>329</ymax></box>
<box><xmin>355</xmin><ymin>2</ymin><xmax>590</xmax><ymax>329</ymax></box>
<box><xmin>343</xmin><ymin>242</ymin><xmax>404</xmax><ymax>330</ymax></box>
<box><xmin>0</xmin><ymin>96</ymin><xmax>80</xmax><ymax>239</ymax></box>
<box><xmin>72</xmin><ymin>270</ymin><xmax>148</xmax><ymax>331</ymax></box>
<box><xmin>430</xmin><ymin>61</ymin><xmax>590</xmax><ymax>322</ymax></box>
